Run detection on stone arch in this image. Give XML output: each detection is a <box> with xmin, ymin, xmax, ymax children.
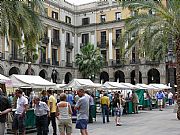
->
<box><xmin>100</xmin><ymin>71</ymin><xmax>109</xmax><ymax>83</ymax></box>
<box><xmin>130</xmin><ymin>70</ymin><xmax>142</xmax><ymax>85</ymax></box>
<box><xmin>65</xmin><ymin>72</ymin><xmax>72</xmax><ymax>84</ymax></box>
<box><xmin>0</xmin><ymin>66</ymin><xmax>5</xmax><ymax>75</ymax></box>
<box><xmin>114</xmin><ymin>70</ymin><xmax>125</xmax><ymax>83</ymax></box>
<box><xmin>39</xmin><ymin>69</ymin><xmax>48</xmax><ymax>79</ymax></box>
<box><xmin>148</xmin><ymin>68</ymin><xmax>160</xmax><ymax>84</ymax></box>
<box><xmin>9</xmin><ymin>67</ymin><xmax>20</xmax><ymax>76</ymax></box>
<box><xmin>25</xmin><ymin>68</ymin><xmax>35</xmax><ymax>75</ymax></box>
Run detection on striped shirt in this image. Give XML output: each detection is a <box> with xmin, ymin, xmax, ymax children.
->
<box><xmin>34</xmin><ymin>101</ymin><xmax>49</xmax><ymax>116</ymax></box>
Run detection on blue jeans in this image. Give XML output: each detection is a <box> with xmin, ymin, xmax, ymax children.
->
<box><xmin>102</xmin><ymin>105</ymin><xmax>109</xmax><ymax>123</ymax></box>
<box><xmin>169</xmin><ymin>99</ymin><xmax>173</xmax><ymax>105</ymax></box>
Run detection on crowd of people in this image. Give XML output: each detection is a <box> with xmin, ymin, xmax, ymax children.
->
<box><xmin>0</xmin><ymin>87</ymin><xmax>177</xmax><ymax>135</ymax></box>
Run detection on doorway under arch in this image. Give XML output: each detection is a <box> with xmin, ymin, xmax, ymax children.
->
<box><xmin>9</xmin><ymin>67</ymin><xmax>20</xmax><ymax>76</ymax></box>
<box><xmin>39</xmin><ymin>69</ymin><xmax>47</xmax><ymax>79</ymax></box>
<box><xmin>100</xmin><ymin>71</ymin><xmax>109</xmax><ymax>84</ymax></box>
<box><xmin>65</xmin><ymin>72</ymin><xmax>72</xmax><ymax>84</ymax></box>
<box><xmin>130</xmin><ymin>70</ymin><xmax>142</xmax><ymax>85</ymax></box>
<box><xmin>114</xmin><ymin>70</ymin><xmax>125</xmax><ymax>83</ymax></box>
<box><xmin>148</xmin><ymin>68</ymin><xmax>160</xmax><ymax>84</ymax></box>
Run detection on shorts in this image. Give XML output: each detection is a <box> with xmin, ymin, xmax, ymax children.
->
<box><xmin>76</xmin><ymin>119</ymin><xmax>88</xmax><ymax>129</ymax></box>
<box><xmin>114</xmin><ymin>108</ymin><xmax>121</xmax><ymax>117</ymax></box>
<box><xmin>158</xmin><ymin>99</ymin><xmax>163</xmax><ymax>106</ymax></box>
<box><xmin>12</xmin><ymin>114</ymin><xmax>26</xmax><ymax>132</ymax></box>
<box><xmin>58</xmin><ymin>119</ymin><xmax>72</xmax><ymax>134</ymax></box>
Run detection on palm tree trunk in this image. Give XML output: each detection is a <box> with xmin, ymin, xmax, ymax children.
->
<box><xmin>176</xmin><ymin>37</ymin><xmax>180</xmax><ymax>120</ymax></box>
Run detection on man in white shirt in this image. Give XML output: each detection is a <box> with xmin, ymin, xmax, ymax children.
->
<box><xmin>12</xmin><ymin>89</ymin><xmax>28</xmax><ymax>135</ymax></box>
<box><xmin>168</xmin><ymin>91</ymin><xmax>173</xmax><ymax>106</ymax></box>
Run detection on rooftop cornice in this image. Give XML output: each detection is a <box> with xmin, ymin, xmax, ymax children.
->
<box><xmin>44</xmin><ymin>0</ymin><xmax>120</xmax><ymax>15</ymax></box>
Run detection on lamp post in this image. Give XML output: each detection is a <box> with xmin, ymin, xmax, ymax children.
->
<box><xmin>28</xmin><ymin>61</ymin><xmax>32</xmax><ymax>75</ymax></box>
<box><xmin>165</xmin><ymin>49</ymin><xmax>176</xmax><ymax>93</ymax></box>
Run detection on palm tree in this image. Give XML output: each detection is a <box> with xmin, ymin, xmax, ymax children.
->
<box><xmin>0</xmin><ymin>0</ymin><xmax>44</xmax><ymax>62</ymax></box>
<box><xmin>117</xmin><ymin>0</ymin><xmax>180</xmax><ymax>119</ymax></box>
<box><xmin>75</xmin><ymin>43</ymin><xmax>104</xmax><ymax>81</ymax></box>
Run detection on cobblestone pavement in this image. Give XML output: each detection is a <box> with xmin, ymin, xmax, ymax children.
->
<box><xmin>9</xmin><ymin>106</ymin><xmax>180</xmax><ymax>135</ymax></box>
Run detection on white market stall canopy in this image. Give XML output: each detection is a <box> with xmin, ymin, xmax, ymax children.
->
<box><xmin>56</xmin><ymin>84</ymin><xmax>66</xmax><ymax>90</ymax></box>
<box><xmin>135</xmin><ymin>83</ymin><xmax>159</xmax><ymax>90</ymax></box>
<box><xmin>102</xmin><ymin>82</ymin><xmax>131</xmax><ymax>90</ymax></box>
<box><xmin>65</xmin><ymin>79</ymin><xmax>95</xmax><ymax>88</ymax></box>
<box><xmin>120</xmin><ymin>83</ymin><xmax>139</xmax><ymax>90</ymax></box>
<box><xmin>10</xmin><ymin>75</ymin><xmax>56</xmax><ymax>88</ymax></box>
<box><xmin>0</xmin><ymin>74</ymin><xmax>10</xmax><ymax>83</ymax></box>
<box><xmin>149</xmin><ymin>84</ymin><xmax>172</xmax><ymax>90</ymax></box>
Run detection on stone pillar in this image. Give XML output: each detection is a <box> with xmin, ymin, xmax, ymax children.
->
<box><xmin>4</xmin><ymin>36</ymin><xmax>8</xmax><ymax>59</ymax></box>
<box><xmin>48</xmin><ymin>28</ymin><xmax>52</xmax><ymax>63</ymax></box>
<box><xmin>91</xmin><ymin>31</ymin><xmax>95</xmax><ymax>46</ymax></box>
<box><xmin>77</xmin><ymin>34</ymin><xmax>81</xmax><ymax>53</ymax></box>
<box><xmin>108</xmin><ymin>29</ymin><xmax>113</xmax><ymax>66</ymax></box>
<box><xmin>60</xmin><ymin>29</ymin><xmax>66</xmax><ymax>67</ymax></box>
<box><xmin>72</xmin><ymin>33</ymin><xmax>75</xmax><ymax>67</ymax></box>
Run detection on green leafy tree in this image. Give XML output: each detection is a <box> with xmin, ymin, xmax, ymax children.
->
<box><xmin>117</xmin><ymin>0</ymin><xmax>180</xmax><ymax>119</ymax></box>
<box><xmin>75</xmin><ymin>43</ymin><xmax>104</xmax><ymax>81</ymax></box>
<box><xmin>0</xmin><ymin>0</ymin><xmax>45</xmax><ymax>62</ymax></box>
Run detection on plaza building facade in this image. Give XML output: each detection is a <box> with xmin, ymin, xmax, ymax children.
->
<box><xmin>0</xmin><ymin>0</ymin><xmax>169</xmax><ymax>85</ymax></box>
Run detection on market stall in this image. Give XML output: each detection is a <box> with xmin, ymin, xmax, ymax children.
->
<box><xmin>8</xmin><ymin>75</ymin><xmax>56</xmax><ymax>133</ymax></box>
<box><xmin>0</xmin><ymin>74</ymin><xmax>11</xmax><ymax>95</ymax></box>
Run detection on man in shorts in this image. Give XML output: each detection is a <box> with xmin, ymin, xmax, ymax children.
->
<box><xmin>156</xmin><ymin>90</ymin><xmax>165</xmax><ymax>111</ymax></box>
<box><xmin>75</xmin><ymin>89</ymin><xmax>89</xmax><ymax>135</ymax></box>
<box><xmin>12</xmin><ymin>89</ymin><xmax>28</xmax><ymax>135</ymax></box>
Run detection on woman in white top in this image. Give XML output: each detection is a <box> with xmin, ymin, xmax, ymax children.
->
<box><xmin>56</xmin><ymin>93</ymin><xmax>72</xmax><ymax>135</ymax></box>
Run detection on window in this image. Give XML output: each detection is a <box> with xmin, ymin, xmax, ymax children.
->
<box><xmin>65</xmin><ymin>16</ymin><xmax>71</xmax><ymax>24</ymax></box>
<box><xmin>115</xmin><ymin>12</ymin><xmax>121</xmax><ymax>21</ymax></box>
<box><xmin>52</xmin><ymin>11</ymin><xmax>58</xmax><ymax>20</ymax></box>
<box><xmin>52</xmin><ymin>49</ymin><xmax>57</xmax><ymax>65</ymax></box>
<box><xmin>82</xmin><ymin>34</ymin><xmax>89</xmax><ymax>45</ymax></box>
<box><xmin>66</xmin><ymin>33</ymin><xmax>70</xmax><ymax>43</ymax></box>
<box><xmin>116</xmin><ymin>29</ymin><xmax>122</xmax><ymax>41</ymax></box>
<box><xmin>132</xmin><ymin>47</ymin><xmax>135</xmax><ymax>63</ymax></box>
<box><xmin>101</xmin><ymin>31</ymin><xmax>106</xmax><ymax>45</ymax></box>
<box><xmin>82</xmin><ymin>18</ymin><xmax>90</xmax><ymax>25</ymax></box>
<box><xmin>11</xmin><ymin>40</ymin><xmax>18</xmax><ymax>59</ymax></box>
<box><xmin>101</xmin><ymin>50</ymin><xmax>107</xmax><ymax>61</ymax></box>
<box><xmin>100</xmin><ymin>15</ymin><xmax>106</xmax><ymax>23</ymax></box>
<box><xmin>53</xmin><ymin>29</ymin><xmax>59</xmax><ymax>40</ymax></box>
<box><xmin>116</xmin><ymin>49</ymin><xmax>120</xmax><ymax>64</ymax></box>
<box><xmin>66</xmin><ymin>51</ymin><xmax>71</xmax><ymax>63</ymax></box>
<box><xmin>41</xmin><ymin>47</ymin><xmax>46</xmax><ymax>63</ymax></box>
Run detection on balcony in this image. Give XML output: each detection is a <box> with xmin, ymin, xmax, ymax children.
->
<box><xmin>145</xmin><ymin>60</ymin><xmax>160</xmax><ymax>65</ymax></box>
<box><xmin>65</xmin><ymin>42</ymin><xmax>74</xmax><ymax>50</ymax></box>
<box><xmin>9</xmin><ymin>54</ymin><xmax>24</xmax><ymax>62</ymax></box>
<box><xmin>51</xmin><ymin>38</ymin><xmax>61</xmax><ymax>46</ymax></box>
<box><xmin>66</xmin><ymin>62</ymin><xmax>73</xmax><ymax>67</ymax></box>
<box><xmin>39</xmin><ymin>58</ymin><xmax>50</xmax><ymax>65</ymax></box>
<box><xmin>130</xmin><ymin>59</ymin><xmax>141</xmax><ymax>64</ymax></box>
<box><xmin>42</xmin><ymin>36</ymin><xmax>49</xmax><ymax>44</ymax></box>
<box><xmin>52</xmin><ymin>60</ymin><xmax>59</xmax><ymax>66</ymax></box>
<box><xmin>97</xmin><ymin>40</ymin><xmax>108</xmax><ymax>48</ymax></box>
<box><xmin>112</xmin><ymin>59</ymin><xmax>125</xmax><ymax>67</ymax></box>
<box><xmin>0</xmin><ymin>52</ymin><xmax>5</xmax><ymax>60</ymax></box>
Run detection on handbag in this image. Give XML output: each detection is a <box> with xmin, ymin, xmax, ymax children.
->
<box><xmin>7</xmin><ymin>112</ymin><xmax>13</xmax><ymax>123</ymax></box>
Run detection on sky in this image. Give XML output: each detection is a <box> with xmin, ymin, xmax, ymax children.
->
<box><xmin>65</xmin><ymin>0</ymin><xmax>97</xmax><ymax>5</ymax></box>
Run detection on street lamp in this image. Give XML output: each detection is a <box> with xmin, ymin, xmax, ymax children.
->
<box><xmin>28</xmin><ymin>61</ymin><xmax>32</xmax><ymax>75</ymax></box>
<box><xmin>165</xmin><ymin>49</ymin><xmax>176</xmax><ymax>93</ymax></box>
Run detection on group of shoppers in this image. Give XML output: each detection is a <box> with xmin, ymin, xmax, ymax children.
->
<box><xmin>0</xmin><ymin>88</ymin><xmax>90</xmax><ymax>135</ymax></box>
